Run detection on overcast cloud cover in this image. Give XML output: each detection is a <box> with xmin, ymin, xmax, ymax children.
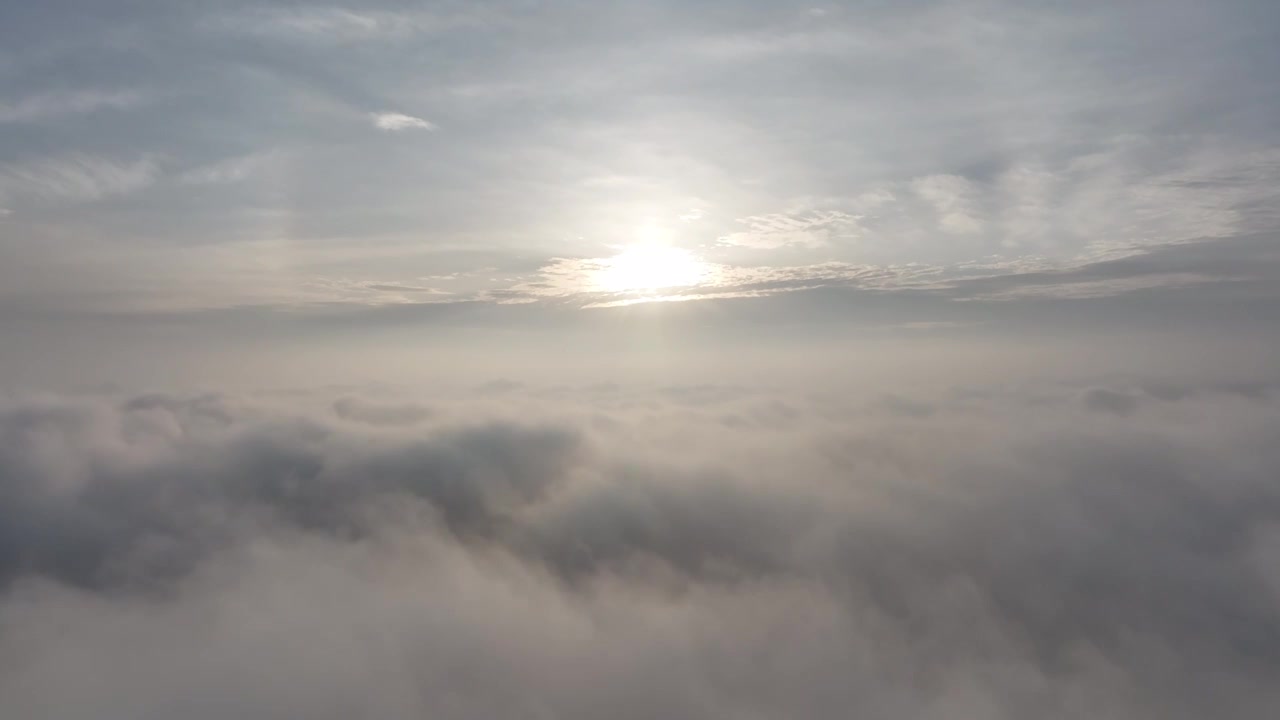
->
<box><xmin>2</xmin><ymin>0</ymin><xmax>1280</xmax><ymax>718</ymax></box>
<box><xmin>3</xmin><ymin>381</ymin><xmax>1280</xmax><ymax>718</ymax></box>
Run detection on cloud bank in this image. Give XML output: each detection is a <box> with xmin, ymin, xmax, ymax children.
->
<box><xmin>2</xmin><ymin>380</ymin><xmax>1279</xmax><ymax>718</ymax></box>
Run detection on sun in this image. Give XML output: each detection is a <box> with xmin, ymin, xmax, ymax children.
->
<box><xmin>595</xmin><ymin>242</ymin><xmax>710</xmax><ymax>293</ymax></box>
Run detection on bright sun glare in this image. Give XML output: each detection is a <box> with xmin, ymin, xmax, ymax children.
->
<box><xmin>596</xmin><ymin>243</ymin><xmax>709</xmax><ymax>293</ymax></box>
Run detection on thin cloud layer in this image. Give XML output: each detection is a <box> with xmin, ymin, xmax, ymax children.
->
<box><xmin>0</xmin><ymin>154</ymin><xmax>158</xmax><ymax>205</ymax></box>
<box><xmin>0</xmin><ymin>0</ymin><xmax>1276</xmax><ymax>323</ymax></box>
<box><xmin>0</xmin><ymin>90</ymin><xmax>142</xmax><ymax>124</ymax></box>
<box><xmin>1</xmin><ymin>381</ymin><xmax>1279</xmax><ymax>718</ymax></box>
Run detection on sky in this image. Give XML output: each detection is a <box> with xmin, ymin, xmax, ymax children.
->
<box><xmin>2</xmin><ymin>1</ymin><xmax>1280</xmax><ymax>718</ymax></box>
<box><xmin>1</xmin><ymin>0</ymin><xmax>1278</xmax><ymax>388</ymax></box>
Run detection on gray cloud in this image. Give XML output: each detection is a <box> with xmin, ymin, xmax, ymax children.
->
<box><xmin>1</xmin><ymin>382</ymin><xmax>1279</xmax><ymax>718</ymax></box>
<box><xmin>1082</xmin><ymin>388</ymin><xmax>1140</xmax><ymax>416</ymax></box>
<box><xmin>332</xmin><ymin>396</ymin><xmax>433</xmax><ymax>426</ymax></box>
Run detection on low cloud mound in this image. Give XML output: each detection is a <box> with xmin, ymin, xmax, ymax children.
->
<box><xmin>333</xmin><ymin>396</ymin><xmax>433</xmax><ymax>426</ymax></box>
<box><xmin>1</xmin><ymin>381</ymin><xmax>1279</xmax><ymax>719</ymax></box>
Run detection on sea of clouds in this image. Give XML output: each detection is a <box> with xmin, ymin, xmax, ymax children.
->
<box><xmin>1</xmin><ymin>378</ymin><xmax>1279</xmax><ymax>719</ymax></box>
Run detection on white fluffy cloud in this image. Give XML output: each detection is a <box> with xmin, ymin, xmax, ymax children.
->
<box><xmin>369</xmin><ymin>112</ymin><xmax>437</xmax><ymax>132</ymax></box>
